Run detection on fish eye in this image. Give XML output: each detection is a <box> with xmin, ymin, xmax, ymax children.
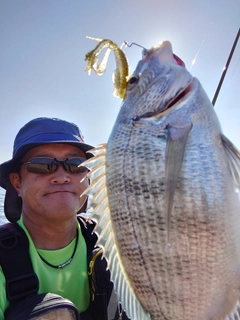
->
<box><xmin>126</xmin><ymin>75</ymin><xmax>139</xmax><ymax>91</ymax></box>
<box><xmin>128</xmin><ymin>76</ymin><xmax>139</xmax><ymax>85</ymax></box>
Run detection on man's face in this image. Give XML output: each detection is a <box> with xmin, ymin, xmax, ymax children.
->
<box><xmin>10</xmin><ymin>144</ymin><xmax>89</xmax><ymax>224</ymax></box>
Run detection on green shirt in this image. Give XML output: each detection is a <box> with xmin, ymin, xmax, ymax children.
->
<box><xmin>0</xmin><ymin>217</ymin><xmax>90</xmax><ymax>319</ymax></box>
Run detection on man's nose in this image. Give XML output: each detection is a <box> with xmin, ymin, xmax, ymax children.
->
<box><xmin>50</xmin><ymin>164</ymin><xmax>71</xmax><ymax>184</ymax></box>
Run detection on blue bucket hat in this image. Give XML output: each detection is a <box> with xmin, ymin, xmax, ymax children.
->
<box><xmin>0</xmin><ymin>117</ymin><xmax>94</xmax><ymax>222</ymax></box>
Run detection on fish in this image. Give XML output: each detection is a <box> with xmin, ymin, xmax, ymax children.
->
<box><xmin>82</xmin><ymin>40</ymin><xmax>240</xmax><ymax>320</ymax></box>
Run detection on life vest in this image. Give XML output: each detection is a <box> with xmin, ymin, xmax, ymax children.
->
<box><xmin>0</xmin><ymin>215</ymin><xmax>127</xmax><ymax>320</ymax></box>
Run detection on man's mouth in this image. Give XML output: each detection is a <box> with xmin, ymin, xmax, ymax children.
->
<box><xmin>45</xmin><ymin>190</ymin><xmax>74</xmax><ymax>196</ymax></box>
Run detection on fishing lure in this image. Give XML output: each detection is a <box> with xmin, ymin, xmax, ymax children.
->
<box><xmin>84</xmin><ymin>37</ymin><xmax>129</xmax><ymax>98</ymax></box>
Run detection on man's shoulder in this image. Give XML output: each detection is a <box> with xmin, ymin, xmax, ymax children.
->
<box><xmin>0</xmin><ymin>222</ymin><xmax>26</xmax><ymax>248</ymax></box>
<box><xmin>0</xmin><ymin>222</ymin><xmax>17</xmax><ymax>233</ymax></box>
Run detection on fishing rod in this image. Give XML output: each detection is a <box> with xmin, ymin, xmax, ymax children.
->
<box><xmin>212</xmin><ymin>28</ymin><xmax>240</xmax><ymax>106</ymax></box>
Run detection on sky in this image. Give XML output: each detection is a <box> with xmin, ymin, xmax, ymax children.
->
<box><xmin>0</xmin><ymin>0</ymin><xmax>239</xmax><ymax>164</ymax></box>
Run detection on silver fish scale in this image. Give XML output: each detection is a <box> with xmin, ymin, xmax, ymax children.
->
<box><xmin>106</xmin><ymin>126</ymin><xmax>240</xmax><ymax>320</ymax></box>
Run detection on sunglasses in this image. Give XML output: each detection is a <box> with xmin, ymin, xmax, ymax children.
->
<box><xmin>21</xmin><ymin>157</ymin><xmax>88</xmax><ymax>174</ymax></box>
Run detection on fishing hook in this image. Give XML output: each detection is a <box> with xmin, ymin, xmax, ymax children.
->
<box><xmin>123</xmin><ymin>41</ymin><xmax>147</xmax><ymax>51</ymax></box>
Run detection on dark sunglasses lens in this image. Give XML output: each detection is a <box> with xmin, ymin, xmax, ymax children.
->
<box><xmin>65</xmin><ymin>158</ymin><xmax>88</xmax><ymax>173</ymax></box>
<box><xmin>26</xmin><ymin>158</ymin><xmax>57</xmax><ymax>174</ymax></box>
<box><xmin>24</xmin><ymin>157</ymin><xmax>88</xmax><ymax>174</ymax></box>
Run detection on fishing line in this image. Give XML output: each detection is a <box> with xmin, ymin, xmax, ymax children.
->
<box><xmin>228</xmin><ymin>55</ymin><xmax>240</xmax><ymax>81</ymax></box>
<box><xmin>190</xmin><ymin>34</ymin><xmax>207</xmax><ymax>70</ymax></box>
<box><xmin>215</xmin><ymin>55</ymin><xmax>240</xmax><ymax>107</ymax></box>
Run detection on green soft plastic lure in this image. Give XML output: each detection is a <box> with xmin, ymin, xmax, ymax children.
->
<box><xmin>84</xmin><ymin>37</ymin><xmax>129</xmax><ymax>98</ymax></box>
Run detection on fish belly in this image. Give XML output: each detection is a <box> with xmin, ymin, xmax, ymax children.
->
<box><xmin>106</xmin><ymin>129</ymin><xmax>240</xmax><ymax>320</ymax></box>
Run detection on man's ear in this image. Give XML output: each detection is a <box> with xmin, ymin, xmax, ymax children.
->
<box><xmin>9</xmin><ymin>172</ymin><xmax>21</xmax><ymax>195</ymax></box>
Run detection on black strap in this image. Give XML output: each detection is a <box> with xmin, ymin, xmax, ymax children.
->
<box><xmin>0</xmin><ymin>223</ymin><xmax>39</xmax><ymax>302</ymax></box>
<box><xmin>77</xmin><ymin>215</ymin><xmax>98</xmax><ymax>252</ymax></box>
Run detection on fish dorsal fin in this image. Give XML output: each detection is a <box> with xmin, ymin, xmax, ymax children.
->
<box><xmin>221</xmin><ymin>134</ymin><xmax>240</xmax><ymax>189</ymax></box>
<box><xmin>82</xmin><ymin>144</ymin><xmax>151</xmax><ymax>319</ymax></box>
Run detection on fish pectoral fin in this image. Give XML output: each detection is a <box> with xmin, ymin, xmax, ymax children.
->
<box><xmin>224</xmin><ymin>299</ymin><xmax>240</xmax><ymax>320</ymax></box>
<box><xmin>221</xmin><ymin>134</ymin><xmax>240</xmax><ymax>188</ymax></box>
<box><xmin>165</xmin><ymin>123</ymin><xmax>192</xmax><ymax>245</ymax></box>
